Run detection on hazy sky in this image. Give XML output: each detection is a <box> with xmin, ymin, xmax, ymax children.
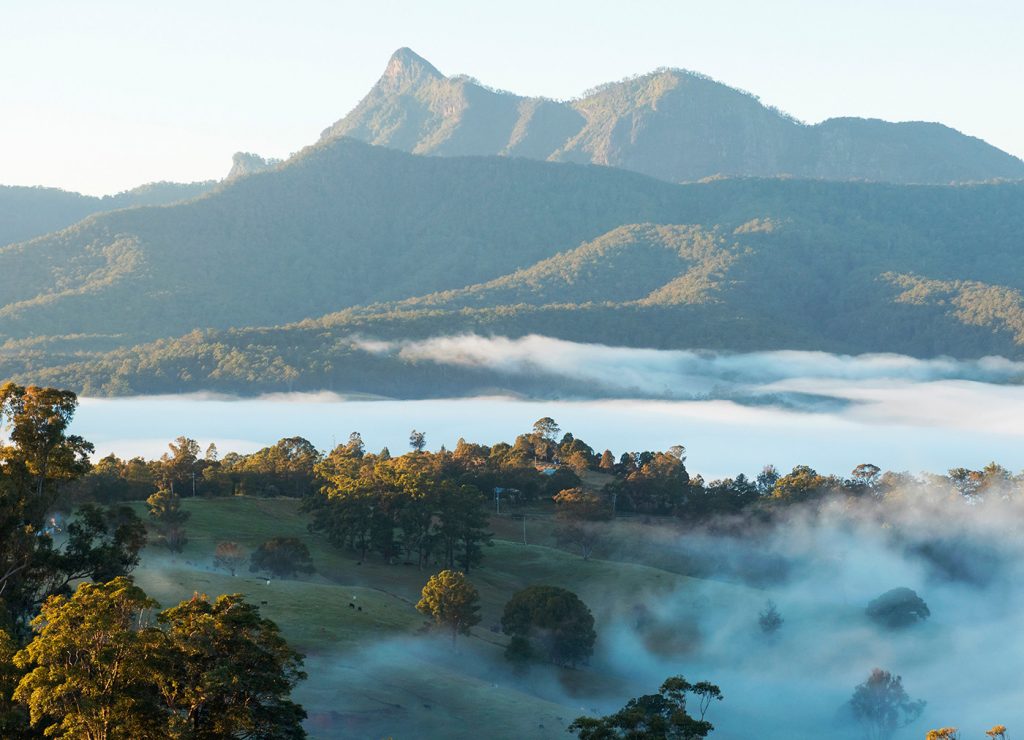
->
<box><xmin>2</xmin><ymin>0</ymin><xmax>1021</xmax><ymax>195</ymax></box>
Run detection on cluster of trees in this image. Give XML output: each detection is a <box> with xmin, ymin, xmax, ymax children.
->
<box><xmin>12</xmin><ymin>579</ymin><xmax>305</xmax><ymax>738</ymax></box>
<box><xmin>0</xmin><ymin>384</ymin><xmax>307</xmax><ymax>736</ymax></box>
<box><xmin>71</xmin><ymin>435</ymin><xmax>322</xmax><ymax>503</ymax></box>
<box><xmin>209</xmin><ymin>537</ymin><xmax>315</xmax><ymax>579</ymax></box>
<box><xmin>303</xmin><ymin>420</ymin><xmax>589</xmax><ymax>571</ymax></box>
<box><xmin>0</xmin><ymin>384</ymin><xmax>148</xmax><ymax>636</ymax></box>
<box><xmin>569</xmin><ymin>675</ymin><xmax>723</xmax><ymax>739</ymax></box>
<box><xmin>55</xmin><ymin>416</ymin><xmax>1024</xmax><ymax>581</ymax></box>
<box><xmin>585</xmin><ymin>456</ymin><xmax>1024</xmax><ymax>524</ymax></box>
<box><xmin>416</xmin><ymin>572</ymin><xmax>596</xmax><ymax>668</ymax></box>
<box><xmin>305</xmin><ymin>435</ymin><xmax>493</xmax><ymax>571</ymax></box>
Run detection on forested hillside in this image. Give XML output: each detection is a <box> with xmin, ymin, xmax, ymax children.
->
<box><xmin>0</xmin><ymin>180</ymin><xmax>216</xmax><ymax>247</ymax></box>
<box><xmin>5</xmin><ymin>175</ymin><xmax>1024</xmax><ymax>396</ymax></box>
<box><xmin>0</xmin><ymin>138</ymin><xmax>737</xmax><ymax>348</ymax></box>
<box><xmin>324</xmin><ymin>48</ymin><xmax>1024</xmax><ymax>185</ymax></box>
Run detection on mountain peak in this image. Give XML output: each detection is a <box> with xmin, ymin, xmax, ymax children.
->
<box><xmin>324</xmin><ymin>53</ymin><xmax>1024</xmax><ymax>185</ymax></box>
<box><xmin>382</xmin><ymin>47</ymin><xmax>443</xmax><ymax>87</ymax></box>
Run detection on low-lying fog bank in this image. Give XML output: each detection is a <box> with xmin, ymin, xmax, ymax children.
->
<box><xmin>73</xmin><ymin>341</ymin><xmax>1024</xmax><ymax>477</ymax></box>
<box><xmin>295</xmin><ymin>493</ymin><xmax>1024</xmax><ymax>738</ymax></box>
<box><xmin>586</xmin><ymin>495</ymin><xmax>1024</xmax><ymax>738</ymax></box>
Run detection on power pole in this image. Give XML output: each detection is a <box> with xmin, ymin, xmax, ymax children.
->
<box><xmin>522</xmin><ymin>514</ymin><xmax>527</xmax><ymax>545</ymax></box>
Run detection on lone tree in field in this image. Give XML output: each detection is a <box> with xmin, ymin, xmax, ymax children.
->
<box><xmin>409</xmin><ymin>429</ymin><xmax>426</xmax><ymax>452</ymax></box>
<box><xmin>758</xmin><ymin>599</ymin><xmax>783</xmax><ymax>635</ymax></box>
<box><xmin>553</xmin><ymin>487</ymin><xmax>611</xmax><ymax>560</ymax></box>
<box><xmin>147</xmin><ymin>486</ymin><xmax>190</xmax><ymax>552</ymax></box>
<box><xmin>849</xmin><ymin>668</ymin><xmax>925</xmax><ymax>740</ymax></box>
<box><xmin>416</xmin><ymin>570</ymin><xmax>481</xmax><ymax>647</ymax></box>
<box><xmin>213</xmin><ymin>541</ymin><xmax>247</xmax><ymax>576</ymax></box>
<box><xmin>569</xmin><ymin>675</ymin><xmax>723</xmax><ymax>739</ymax></box>
<box><xmin>865</xmin><ymin>587</ymin><xmax>930</xmax><ymax>629</ymax></box>
<box><xmin>249</xmin><ymin>537</ymin><xmax>315</xmax><ymax>579</ymax></box>
<box><xmin>501</xmin><ymin>585</ymin><xmax>596</xmax><ymax>667</ymax></box>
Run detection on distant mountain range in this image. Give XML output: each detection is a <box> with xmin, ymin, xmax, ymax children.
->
<box><xmin>0</xmin><ymin>180</ymin><xmax>217</xmax><ymax>247</ymax></box>
<box><xmin>2</xmin><ymin>49</ymin><xmax>1023</xmax><ymax>396</ymax></box>
<box><xmin>0</xmin><ymin>152</ymin><xmax>286</xmax><ymax>248</ymax></box>
<box><xmin>2</xmin><ymin>138</ymin><xmax>1023</xmax><ymax>397</ymax></box>
<box><xmin>323</xmin><ymin>48</ymin><xmax>1024</xmax><ymax>186</ymax></box>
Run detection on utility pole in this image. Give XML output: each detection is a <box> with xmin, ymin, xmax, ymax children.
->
<box><xmin>522</xmin><ymin>514</ymin><xmax>527</xmax><ymax>545</ymax></box>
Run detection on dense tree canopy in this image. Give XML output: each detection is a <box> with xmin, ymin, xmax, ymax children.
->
<box><xmin>569</xmin><ymin>675</ymin><xmax>723</xmax><ymax>739</ymax></box>
<box><xmin>157</xmin><ymin>593</ymin><xmax>307</xmax><ymax>738</ymax></box>
<box><xmin>13</xmin><ymin>578</ymin><xmax>164</xmax><ymax>740</ymax></box>
<box><xmin>0</xmin><ymin>385</ymin><xmax>143</xmax><ymax>634</ymax></box>
<box><xmin>12</xmin><ymin>579</ymin><xmax>307</xmax><ymax>739</ymax></box>
<box><xmin>501</xmin><ymin>585</ymin><xmax>596</xmax><ymax>667</ymax></box>
<box><xmin>865</xmin><ymin>588</ymin><xmax>930</xmax><ymax>629</ymax></box>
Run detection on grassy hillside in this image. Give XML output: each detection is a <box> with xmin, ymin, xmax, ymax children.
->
<box><xmin>325</xmin><ymin>48</ymin><xmax>1024</xmax><ymax>185</ymax></box>
<box><xmin>127</xmin><ymin>496</ymin><xmax>755</xmax><ymax>739</ymax></box>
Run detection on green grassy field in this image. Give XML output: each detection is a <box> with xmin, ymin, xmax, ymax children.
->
<box><xmin>128</xmin><ymin>497</ymin><xmax>759</xmax><ymax>739</ymax></box>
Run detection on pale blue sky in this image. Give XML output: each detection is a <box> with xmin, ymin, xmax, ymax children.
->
<box><xmin>2</xmin><ymin>0</ymin><xmax>1021</xmax><ymax>195</ymax></box>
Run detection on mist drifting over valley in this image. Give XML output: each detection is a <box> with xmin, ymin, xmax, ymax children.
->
<box><xmin>74</xmin><ymin>339</ymin><xmax>1024</xmax><ymax>478</ymax></box>
<box><xmin>4</xmin><ymin>7</ymin><xmax>1024</xmax><ymax>737</ymax></box>
<box><xmin>60</xmin><ymin>342</ymin><xmax>1024</xmax><ymax>736</ymax></box>
<box><xmin>255</xmin><ymin>479</ymin><xmax>1024</xmax><ymax>738</ymax></box>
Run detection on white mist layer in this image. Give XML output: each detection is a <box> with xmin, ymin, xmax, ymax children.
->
<box><xmin>359</xmin><ymin>334</ymin><xmax>1024</xmax><ymax>394</ymax></box>
<box><xmin>74</xmin><ymin>338</ymin><xmax>1024</xmax><ymax>477</ymax></box>
<box><xmin>586</xmin><ymin>498</ymin><xmax>1024</xmax><ymax>738</ymax></box>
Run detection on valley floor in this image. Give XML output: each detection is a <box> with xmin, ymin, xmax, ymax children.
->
<box><xmin>128</xmin><ymin>497</ymin><xmax>757</xmax><ymax>739</ymax></box>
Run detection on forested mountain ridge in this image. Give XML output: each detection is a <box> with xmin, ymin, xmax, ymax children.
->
<box><xmin>5</xmin><ymin>176</ymin><xmax>1024</xmax><ymax>397</ymax></box>
<box><xmin>0</xmin><ymin>138</ymin><xmax>695</xmax><ymax>347</ymax></box>
<box><xmin>6</xmin><ymin>133</ymin><xmax>1022</xmax><ymax>362</ymax></box>
<box><xmin>323</xmin><ymin>48</ymin><xmax>1024</xmax><ymax>185</ymax></box>
<box><xmin>0</xmin><ymin>180</ymin><xmax>217</xmax><ymax>248</ymax></box>
<box><xmin>385</xmin><ymin>224</ymin><xmax>746</xmax><ymax>310</ymax></box>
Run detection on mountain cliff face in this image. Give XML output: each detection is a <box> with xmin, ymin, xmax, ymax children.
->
<box><xmin>226</xmin><ymin>152</ymin><xmax>281</xmax><ymax>180</ymax></box>
<box><xmin>322</xmin><ymin>48</ymin><xmax>1024</xmax><ymax>185</ymax></box>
